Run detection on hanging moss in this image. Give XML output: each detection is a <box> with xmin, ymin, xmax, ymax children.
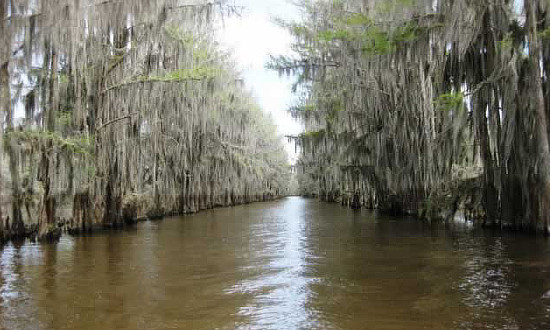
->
<box><xmin>0</xmin><ymin>0</ymin><xmax>292</xmax><ymax>241</ymax></box>
<box><xmin>275</xmin><ymin>0</ymin><xmax>550</xmax><ymax>233</ymax></box>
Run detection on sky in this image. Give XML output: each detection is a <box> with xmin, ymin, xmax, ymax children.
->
<box><xmin>218</xmin><ymin>0</ymin><xmax>303</xmax><ymax>164</ymax></box>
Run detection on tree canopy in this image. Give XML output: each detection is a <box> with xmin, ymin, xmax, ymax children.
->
<box><xmin>0</xmin><ymin>0</ymin><xmax>291</xmax><ymax>241</ymax></box>
<box><xmin>275</xmin><ymin>0</ymin><xmax>550</xmax><ymax>233</ymax></box>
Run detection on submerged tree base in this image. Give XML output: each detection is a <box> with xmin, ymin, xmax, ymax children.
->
<box><xmin>1</xmin><ymin>223</ymin><xmax>39</xmax><ymax>244</ymax></box>
<box><xmin>38</xmin><ymin>225</ymin><xmax>62</xmax><ymax>243</ymax></box>
<box><xmin>312</xmin><ymin>176</ymin><xmax>550</xmax><ymax>235</ymax></box>
<box><xmin>0</xmin><ymin>193</ymin><xmax>285</xmax><ymax>243</ymax></box>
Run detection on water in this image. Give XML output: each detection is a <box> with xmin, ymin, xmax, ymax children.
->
<box><xmin>1</xmin><ymin>197</ymin><xmax>549</xmax><ymax>329</ymax></box>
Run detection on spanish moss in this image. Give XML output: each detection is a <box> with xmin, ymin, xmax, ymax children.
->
<box><xmin>0</xmin><ymin>0</ymin><xmax>291</xmax><ymax>242</ymax></box>
<box><xmin>274</xmin><ymin>0</ymin><xmax>550</xmax><ymax>234</ymax></box>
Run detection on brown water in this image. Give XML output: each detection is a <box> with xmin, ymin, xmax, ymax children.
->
<box><xmin>1</xmin><ymin>197</ymin><xmax>550</xmax><ymax>329</ymax></box>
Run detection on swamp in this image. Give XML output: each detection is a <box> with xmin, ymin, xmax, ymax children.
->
<box><xmin>1</xmin><ymin>0</ymin><xmax>550</xmax><ymax>329</ymax></box>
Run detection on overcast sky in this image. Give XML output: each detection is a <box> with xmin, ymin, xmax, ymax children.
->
<box><xmin>218</xmin><ymin>0</ymin><xmax>303</xmax><ymax>163</ymax></box>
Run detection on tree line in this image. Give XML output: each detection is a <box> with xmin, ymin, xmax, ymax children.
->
<box><xmin>0</xmin><ymin>0</ymin><xmax>291</xmax><ymax>242</ymax></box>
<box><xmin>274</xmin><ymin>0</ymin><xmax>550</xmax><ymax>233</ymax></box>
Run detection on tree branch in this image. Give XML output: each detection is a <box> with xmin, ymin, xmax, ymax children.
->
<box><xmin>102</xmin><ymin>76</ymin><xmax>205</xmax><ymax>94</ymax></box>
<box><xmin>96</xmin><ymin>112</ymin><xmax>139</xmax><ymax>132</ymax></box>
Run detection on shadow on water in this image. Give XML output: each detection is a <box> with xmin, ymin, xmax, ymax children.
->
<box><xmin>0</xmin><ymin>197</ymin><xmax>549</xmax><ymax>329</ymax></box>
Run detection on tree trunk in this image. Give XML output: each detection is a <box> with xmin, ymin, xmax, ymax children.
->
<box><xmin>526</xmin><ymin>0</ymin><xmax>550</xmax><ymax>234</ymax></box>
<box><xmin>2</xmin><ymin>62</ymin><xmax>25</xmax><ymax>238</ymax></box>
<box><xmin>38</xmin><ymin>48</ymin><xmax>60</xmax><ymax>241</ymax></box>
<box><xmin>0</xmin><ymin>0</ymin><xmax>5</xmax><ymax>242</ymax></box>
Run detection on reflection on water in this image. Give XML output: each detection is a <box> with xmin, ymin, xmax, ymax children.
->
<box><xmin>0</xmin><ymin>197</ymin><xmax>549</xmax><ymax>329</ymax></box>
<box><xmin>458</xmin><ymin>238</ymin><xmax>513</xmax><ymax>309</ymax></box>
<box><xmin>230</xmin><ymin>197</ymin><xmax>315</xmax><ymax>329</ymax></box>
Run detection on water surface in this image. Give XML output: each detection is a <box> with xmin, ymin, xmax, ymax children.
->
<box><xmin>1</xmin><ymin>197</ymin><xmax>550</xmax><ymax>329</ymax></box>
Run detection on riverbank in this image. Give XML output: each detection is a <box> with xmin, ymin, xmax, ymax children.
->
<box><xmin>309</xmin><ymin>175</ymin><xmax>550</xmax><ymax>235</ymax></box>
<box><xmin>0</xmin><ymin>194</ymin><xmax>285</xmax><ymax>245</ymax></box>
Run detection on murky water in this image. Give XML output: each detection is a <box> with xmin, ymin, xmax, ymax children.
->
<box><xmin>1</xmin><ymin>197</ymin><xmax>550</xmax><ymax>329</ymax></box>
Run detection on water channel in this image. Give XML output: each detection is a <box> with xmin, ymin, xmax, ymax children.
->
<box><xmin>1</xmin><ymin>197</ymin><xmax>549</xmax><ymax>329</ymax></box>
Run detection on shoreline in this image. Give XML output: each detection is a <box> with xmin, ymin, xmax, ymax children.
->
<box><xmin>0</xmin><ymin>195</ymin><xmax>287</xmax><ymax>245</ymax></box>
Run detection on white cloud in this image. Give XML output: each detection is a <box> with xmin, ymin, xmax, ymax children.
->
<box><xmin>222</xmin><ymin>13</ymin><xmax>289</xmax><ymax>70</ymax></box>
<box><xmin>218</xmin><ymin>1</ymin><xmax>303</xmax><ymax>163</ymax></box>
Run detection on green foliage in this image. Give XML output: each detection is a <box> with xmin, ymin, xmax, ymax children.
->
<box><xmin>317</xmin><ymin>29</ymin><xmax>352</xmax><ymax>42</ymax></box>
<box><xmin>375</xmin><ymin>0</ymin><xmax>415</xmax><ymax>13</ymax></box>
<box><xmin>8</xmin><ymin>130</ymin><xmax>94</xmax><ymax>156</ymax></box>
<box><xmin>289</xmin><ymin>104</ymin><xmax>316</xmax><ymax>113</ymax></box>
<box><xmin>164</xmin><ymin>26</ymin><xmax>196</xmax><ymax>48</ymax></box>
<box><xmin>434</xmin><ymin>92</ymin><xmax>464</xmax><ymax>112</ymax></box>
<box><xmin>85</xmin><ymin>164</ymin><xmax>97</xmax><ymax>177</ymax></box>
<box><xmin>107</xmin><ymin>54</ymin><xmax>125</xmax><ymax>73</ymax></box>
<box><xmin>316</xmin><ymin>16</ymin><xmax>424</xmax><ymax>55</ymax></box>
<box><xmin>265</xmin><ymin>55</ymin><xmax>302</xmax><ymax>76</ymax></box>
<box><xmin>288</xmin><ymin>23</ymin><xmax>311</xmax><ymax>38</ymax></box>
<box><xmin>56</xmin><ymin>111</ymin><xmax>73</xmax><ymax>127</ymax></box>
<box><xmin>497</xmin><ymin>33</ymin><xmax>514</xmax><ymax>50</ymax></box>
<box><xmin>360</xmin><ymin>28</ymin><xmax>394</xmax><ymax>55</ymax></box>
<box><xmin>145</xmin><ymin>66</ymin><xmax>220</xmax><ymax>82</ymax></box>
<box><xmin>59</xmin><ymin>74</ymin><xmax>70</xmax><ymax>85</ymax></box>
<box><xmin>539</xmin><ymin>27</ymin><xmax>550</xmax><ymax>40</ymax></box>
<box><xmin>393</xmin><ymin>22</ymin><xmax>421</xmax><ymax>43</ymax></box>
<box><xmin>300</xmin><ymin>129</ymin><xmax>327</xmax><ymax>141</ymax></box>
<box><xmin>158</xmin><ymin>25</ymin><xmax>221</xmax><ymax>81</ymax></box>
<box><xmin>344</xmin><ymin>14</ymin><xmax>373</xmax><ymax>27</ymax></box>
<box><xmin>327</xmin><ymin>99</ymin><xmax>343</xmax><ymax>118</ymax></box>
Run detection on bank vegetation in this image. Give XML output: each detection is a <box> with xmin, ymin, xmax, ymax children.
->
<box><xmin>274</xmin><ymin>0</ymin><xmax>550</xmax><ymax>233</ymax></box>
<box><xmin>0</xmin><ymin>0</ymin><xmax>291</xmax><ymax>242</ymax></box>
